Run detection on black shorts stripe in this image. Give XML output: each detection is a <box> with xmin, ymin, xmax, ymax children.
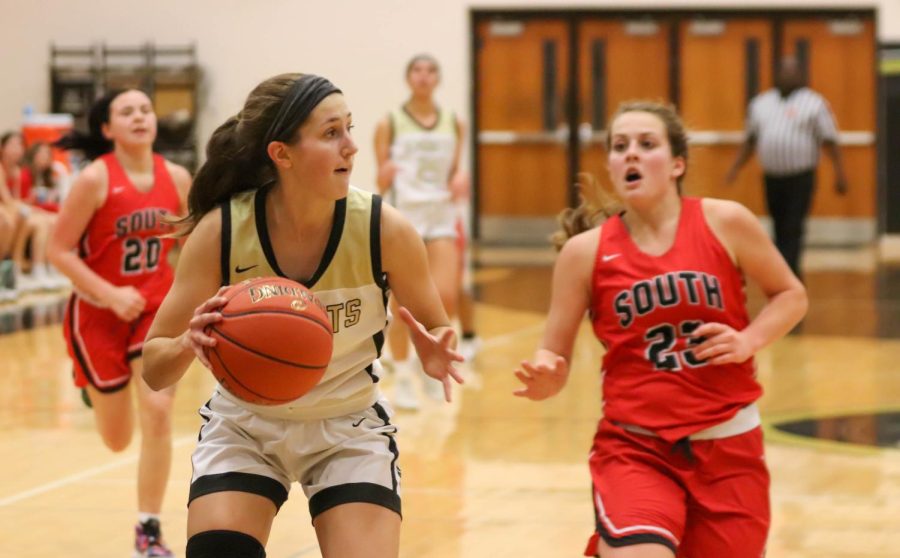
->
<box><xmin>373</xmin><ymin>330</ymin><xmax>385</xmax><ymax>359</ymax></box>
<box><xmin>308</xmin><ymin>482</ymin><xmax>401</xmax><ymax>520</ymax></box>
<box><xmin>373</xmin><ymin>402</ymin><xmax>400</xmax><ymax>493</ymax></box>
<box><xmin>364</xmin><ymin>363</ymin><xmax>379</xmax><ymax>383</ymax></box>
<box><xmin>196</xmin><ymin>398</ymin><xmax>213</xmax><ymax>442</ymax></box>
<box><xmin>596</xmin><ymin>522</ymin><xmax>677</xmax><ymax>554</ymax></box>
<box><xmin>67</xmin><ymin>295</ymin><xmax>129</xmax><ymax>394</ymax></box>
<box><xmin>189</xmin><ymin>472</ymin><xmax>289</xmax><ymax>512</ymax></box>
<box><xmin>126</xmin><ymin>347</ymin><xmax>142</xmax><ymax>361</ymax></box>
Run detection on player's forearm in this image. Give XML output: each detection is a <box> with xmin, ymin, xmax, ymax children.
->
<box><xmin>743</xmin><ymin>287</ymin><xmax>808</xmax><ymax>353</ymax></box>
<box><xmin>143</xmin><ymin>333</ymin><xmax>195</xmax><ymax>390</ymax></box>
<box><xmin>729</xmin><ymin>141</ymin><xmax>755</xmax><ymax>173</ymax></box>
<box><xmin>823</xmin><ymin>141</ymin><xmax>846</xmax><ymax>177</ymax></box>
<box><xmin>376</xmin><ymin>164</ymin><xmax>394</xmax><ymax>193</ymax></box>
<box><xmin>48</xmin><ymin>249</ymin><xmax>116</xmax><ymax>305</ymax></box>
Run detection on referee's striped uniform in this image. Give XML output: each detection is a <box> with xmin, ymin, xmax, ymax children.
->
<box><xmin>745</xmin><ymin>87</ymin><xmax>840</xmax><ymax>277</ymax></box>
<box><xmin>747</xmin><ymin>87</ymin><xmax>839</xmax><ymax>176</ymax></box>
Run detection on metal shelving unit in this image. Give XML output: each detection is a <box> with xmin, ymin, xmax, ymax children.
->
<box><xmin>50</xmin><ymin>42</ymin><xmax>200</xmax><ymax>171</ymax></box>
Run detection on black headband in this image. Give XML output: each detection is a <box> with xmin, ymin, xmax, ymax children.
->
<box><xmin>264</xmin><ymin>75</ymin><xmax>342</xmax><ymax>145</ymax></box>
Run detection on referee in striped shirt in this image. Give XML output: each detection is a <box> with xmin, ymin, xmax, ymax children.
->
<box><xmin>726</xmin><ymin>56</ymin><xmax>848</xmax><ymax>279</ymax></box>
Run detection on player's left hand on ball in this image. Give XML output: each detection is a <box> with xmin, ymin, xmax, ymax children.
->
<box><xmin>184</xmin><ymin>285</ymin><xmax>230</xmax><ymax>369</ymax></box>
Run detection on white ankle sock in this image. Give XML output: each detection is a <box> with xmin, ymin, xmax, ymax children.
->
<box><xmin>138</xmin><ymin>512</ymin><xmax>159</xmax><ymax>524</ymax></box>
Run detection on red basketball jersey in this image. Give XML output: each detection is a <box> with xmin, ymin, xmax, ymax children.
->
<box><xmin>79</xmin><ymin>153</ymin><xmax>180</xmax><ymax>310</ymax></box>
<box><xmin>591</xmin><ymin>197</ymin><xmax>761</xmax><ymax>442</ymax></box>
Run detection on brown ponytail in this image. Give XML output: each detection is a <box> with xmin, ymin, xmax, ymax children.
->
<box><xmin>551</xmin><ymin>173</ymin><xmax>622</xmax><ymax>251</ymax></box>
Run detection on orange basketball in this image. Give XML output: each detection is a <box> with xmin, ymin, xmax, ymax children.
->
<box><xmin>204</xmin><ymin>276</ymin><xmax>333</xmax><ymax>405</ymax></box>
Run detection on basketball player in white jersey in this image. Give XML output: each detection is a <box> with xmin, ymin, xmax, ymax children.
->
<box><xmin>374</xmin><ymin>54</ymin><xmax>476</xmax><ymax>409</ymax></box>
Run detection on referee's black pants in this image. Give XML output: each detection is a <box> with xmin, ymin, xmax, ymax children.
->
<box><xmin>763</xmin><ymin>170</ymin><xmax>815</xmax><ymax>280</ymax></box>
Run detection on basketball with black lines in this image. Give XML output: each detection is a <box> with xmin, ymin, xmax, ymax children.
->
<box><xmin>204</xmin><ymin>276</ymin><xmax>333</xmax><ymax>405</ymax></box>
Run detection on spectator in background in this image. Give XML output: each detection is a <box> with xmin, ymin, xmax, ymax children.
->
<box><xmin>0</xmin><ymin>165</ymin><xmax>17</xmax><ymax>301</ymax></box>
<box><xmin>726</xmin><ymin>56</ymin><xmax>848</xmax><ymax>279</ymax></box>
<box><xmin>22</xmin><ymin>141</ymin><xmax>69</xmax><ymax>212</ymax></box>
<box><xmin>0</xmin><ymin>131</ymin><xmax>59</xmax><ymax>291</ymax></box>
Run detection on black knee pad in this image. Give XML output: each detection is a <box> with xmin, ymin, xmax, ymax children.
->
<box><xmin>186</xmin><ymin>530</ymin><xmax>265</xmax><ymax>558</ymax></box>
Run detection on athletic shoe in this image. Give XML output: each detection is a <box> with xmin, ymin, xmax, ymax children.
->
<box><xmin>393</xmin><ymin>375</ymin><xmax>420</xmax><ymax>411</ymax></box>
<box><xmin>134</xmin><ymin>518</ymin><xmax>175</xmax><ymax>558</ymax></box>
<box><xmin>458</xmin><ymin>335</ymin><xmax>482</xmax><ymax>362</ymax></box>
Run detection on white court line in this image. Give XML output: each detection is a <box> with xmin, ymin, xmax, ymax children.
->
<box><xmin>0</xmin><ymin>434</ymin><xmax>197</xmax><ymax>508</ymax></box>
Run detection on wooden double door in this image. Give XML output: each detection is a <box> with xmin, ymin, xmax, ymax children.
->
<box><xmin>474</xmin><ymin>13</ymin><xmax>875</xmax><ymax>243</ymax></box>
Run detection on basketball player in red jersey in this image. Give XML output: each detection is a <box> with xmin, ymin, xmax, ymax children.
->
<box><xmin>513</xmin><ymin>101</ymin><xmax>807</xmax><ymax>558</ymax></box>
<box><xmin>48</xmin><ymin>89</ymin><xmax>191</xmax><ymax>558</ymax></box>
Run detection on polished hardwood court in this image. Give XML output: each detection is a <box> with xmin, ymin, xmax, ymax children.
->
<box><xmin>0</xmin><ymin>247</ymin><xmax>898</xmax><ymax>557</ymax></box>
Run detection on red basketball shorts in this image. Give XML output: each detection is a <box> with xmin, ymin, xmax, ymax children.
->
<box><xmin>63</xmin><ymin>295</ymin><xmax>156</xmax><ymax>392</ymax></box>
<box><xmin>585</xmin><ymin>420</ymin><xmax>770</xmax><ymax>558</ymax></box>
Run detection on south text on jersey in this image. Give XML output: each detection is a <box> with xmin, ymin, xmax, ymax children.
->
<box><xmin>614</xmin><ymin>271</ymin><xmax>724</xmax><ymax>328</ymax></box>
<box><xmin>115</xmin><ymin>208</ymin><xmax>174</xmax><ymax>237</ymax></box>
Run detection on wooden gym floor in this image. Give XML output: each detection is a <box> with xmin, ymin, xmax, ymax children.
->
<box><xmin>0</xmin><ymin>246</ymin><xmax>897</xmax><ymax>557</ymax></box>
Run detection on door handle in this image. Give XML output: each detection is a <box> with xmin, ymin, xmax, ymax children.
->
<box><xmin>578</xmin><ymin>122</ymin><xmax>609</xmax><ymax>147</ymax></box>
<box><xmin>687</xmin><ymin>130</ymin><xmax>874</xmax><ymax>146</ymax></box>
<box><xmin>578</xmin><ymin>122</ymin><xmax>594</xmax><ymax>144</ymax></box>
<box><xmin>479</xmin><ymin>129</ymin><xmax>874</xmax><ymax>147</ymax></box>
<box><xmin>478</xmin><ymin>125</ymin><xmax>569</xmax><ymax>145</ymax></box>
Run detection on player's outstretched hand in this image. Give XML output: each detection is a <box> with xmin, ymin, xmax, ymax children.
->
<box><xmin>513</xmin><ymin>354</ymin><xmax>568</xmax><ymax>401</ymax></box>
<box><xmin>398</xmin><ymin>306</ymin><xmax>464</xmax><ymax>402</ymax></box>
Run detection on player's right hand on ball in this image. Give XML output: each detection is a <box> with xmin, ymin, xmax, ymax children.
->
<box><xmin>184</xmin><ymin>285</ymin><xmax>229</xmax><ymax>369</ymax></box>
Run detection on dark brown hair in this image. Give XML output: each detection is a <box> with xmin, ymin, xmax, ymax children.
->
<box><xmin>176</xmin><ymin>73</ymin><xmax>341</xmax><ymax>234</ymax></box>
<box><xmin>24</xmin><ymin>142</ymin><xmax>57</xmax><ymax>188</ymax></box>
<box><xmin>54</xmin><ymin>89</ymin><xmax>133</xmax><ymax>160</ymax></box>
<box><xmin>552</xmin><ymin>100</ymin><xmax>689</xmax><ymax>250</ymax></box>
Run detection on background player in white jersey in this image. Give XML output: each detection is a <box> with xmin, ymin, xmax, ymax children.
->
<box><xmin>143</xmin><ymin>73</ymin><xmax>463</xmax><ymax>558</ymax></box>
<box><xmin>374</xmin><ymin>54</ymin><xmax>476</xmax><ymax>410</ymax></box>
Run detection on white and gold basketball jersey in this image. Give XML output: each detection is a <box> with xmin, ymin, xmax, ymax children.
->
<box><xmin>389</xmin><ymin>106</ymin><xmax>457</xmax><ymax>206</ymax></box>
<box><xmin>219</xmin><ymin>186</ymin><xmax>389</xmax><ymax>420</ymax></box>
